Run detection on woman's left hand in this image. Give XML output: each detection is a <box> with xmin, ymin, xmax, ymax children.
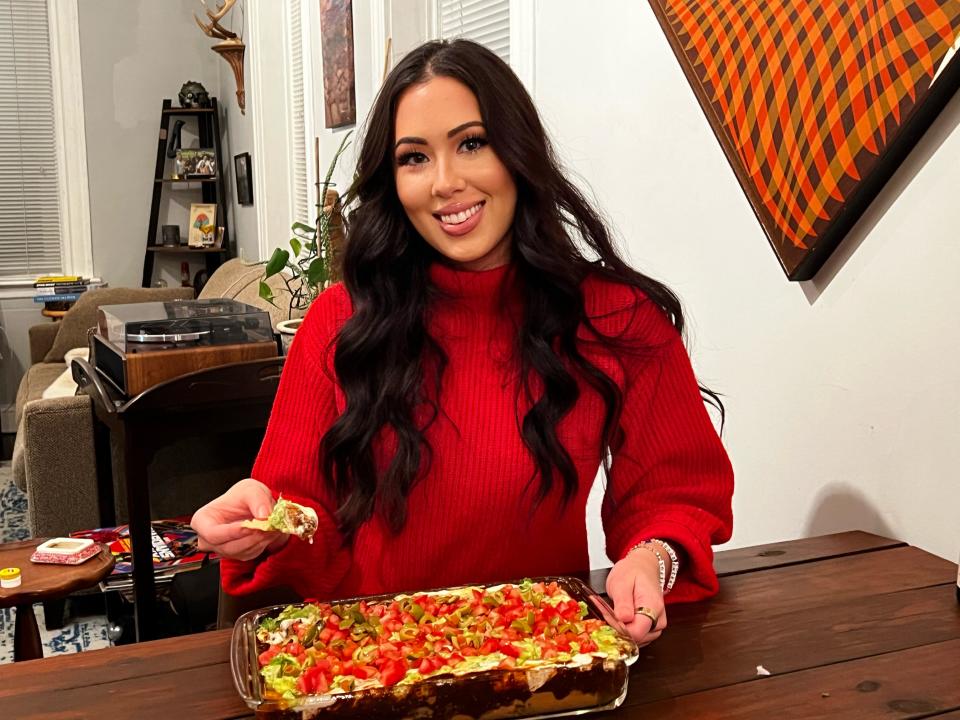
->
<box><xmin>605</xmin><ymin>549</ymin><xmax>667</xmax><ymax>646</ymax></box>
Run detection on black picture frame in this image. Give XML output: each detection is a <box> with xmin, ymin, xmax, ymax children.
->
<box><xmin>234</xmin><ymin>152</ymin><xmax>253</xmax><ymax>205</ymax></box>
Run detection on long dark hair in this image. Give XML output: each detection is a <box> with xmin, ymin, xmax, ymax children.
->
<box><xmin>322</xmin><ymin>39</ymin><xmax>720</xmax><ymax>541</ymax></box>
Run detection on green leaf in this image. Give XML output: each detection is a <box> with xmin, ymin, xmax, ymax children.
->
<box><xmin>306</xmin><ymin>258</ymin><xmax>327</xmax><ymax>286</ymax></box>
<box><xmin>289</xmin><ymin>238</ymin><xmax>302</xmax><ymax>258</ymax></box>
<box><xmin>264</xmin><ymin>248</ymin><xmax>289</xmax><ymax>278</ymax></box>
<box><xmin>291</xmin><ymin>222</ymin><xmax>316</xmax><ymax>235</ymax></box>
<box><xmin>258</xmin><ymin>280</ymin><xmax>273</xmax><ymax>301</ymax></box>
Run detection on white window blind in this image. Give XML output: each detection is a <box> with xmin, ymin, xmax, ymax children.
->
<box><xmin>0</xmin><ymin>0</ymin><xmax>61</xmax><ymax>280</ymax></box>
<box><xmin>439</xmin><ymin>0</ymin><xmax>509</xmax><ymax>64</ymax></box>
<box><xmin>288</xmin><ymin>0</ymin><xmax>309</xmax><ymax>226</ymax></box>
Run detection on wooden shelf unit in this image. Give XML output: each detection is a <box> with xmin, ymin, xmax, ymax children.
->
<box><xmin>142</xmin><ymin>98</ymin><xmax>231</xmax><ymax>287</ymax></box>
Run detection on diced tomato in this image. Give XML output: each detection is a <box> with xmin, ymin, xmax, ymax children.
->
<box><xmin>580</xmin><ymin>638</ymin><xmax>598</xmax><ymax>653</ymax></box>
<box><xmin>355</xmin><ymin>663</ymin><xmax>378</xmax><ymax>679</ymax></box>
<box><xmin>298</xmin><ymin>666</ymin><xmax>329</xmax><ymax>694</ymax></box>
<box><xmin>257</xmin><ymin>645</ymin><xmax>282</xmax><ymax>667</ymax></box>
<box><xmin>342</xmin><ymin>640</ymin><xmax>359</xmax><ymax>658</ymax></box>
<box><xmin>499</xmin><ymin>641</ymin><xmax>520</xmax><ymax>658</ymax></box>
<box><xmin>479</xmin><ymin>639</ymin><xmax>499</xmax><ymax>656</ymax></box>
<box><xmin>318</xmin><ymin>627</ymin><xmax>333</xmax><ymax>644</ymax></box>
<box><xmin>379</xmin><ymin>659</ymin><xmax>407</xmax><ymax>687</ymax></box>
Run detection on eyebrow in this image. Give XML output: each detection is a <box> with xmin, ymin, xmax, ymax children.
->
<box><xmin>394</xmin><ymin>121</ymin><xmax>485</xmax><ymax>150</ymax></box>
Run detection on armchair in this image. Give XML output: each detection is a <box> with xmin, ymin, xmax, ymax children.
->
<box><xmin>12</xmin><ymin>287</ymin><xmax>193</xmax><ymax>538</ymax></box>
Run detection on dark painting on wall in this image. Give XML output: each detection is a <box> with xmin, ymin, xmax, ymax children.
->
<box><xmin>649</xmin><ymin>1</ymin><xmax>960</xmax><ymax>281</ymax></box>
<box><xmin>320</xmin><ymin>0</ymin><xmax>357</xmax><ymax>128</ymax></box>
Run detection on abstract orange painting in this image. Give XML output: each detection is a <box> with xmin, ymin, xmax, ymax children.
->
<box><xmin>649</xmin><ymin>1</ymin><xmax>960</xmax><ymax>280</ymax></box>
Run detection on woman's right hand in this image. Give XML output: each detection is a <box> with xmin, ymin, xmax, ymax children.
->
<box><xmin>191</xmin><ymin>478</ymin><xmax>289</xmax><ymax>561</ymax></box>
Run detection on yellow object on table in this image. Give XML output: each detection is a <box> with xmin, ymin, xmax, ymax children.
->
<box><xmin>0</xmin><ymin>566</ymin><xmax>22</xmax><ymax>588</ymax></box>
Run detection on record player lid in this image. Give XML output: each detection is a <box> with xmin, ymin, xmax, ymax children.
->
<box><xmin>97</xmin><ymin>299</ymin><xmax>272</xmax><ymax>347</ymax></box>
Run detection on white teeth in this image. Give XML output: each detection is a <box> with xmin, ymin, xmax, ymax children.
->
<box><xmin>440</xmin><ymin>203</ymin><xmax>482</xmax><ymax>225</ymax></box>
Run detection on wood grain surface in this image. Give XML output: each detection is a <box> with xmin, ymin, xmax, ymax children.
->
<box><xmin>4</xmin><ymin>532</ymin><xmax>958</xmax><ymax>719</ymax></box>
<box><xmin>0</xmin><ymin>539</ymin><xmax>115</xmax><ymax>609</ymax></box>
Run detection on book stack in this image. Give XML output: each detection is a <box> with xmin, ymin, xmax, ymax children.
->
<box><xmin>33</xmin><ymin>275</ymin><xmax>107</xmax><ymax>311</ymax></box>
<box><xmin>70</xmin><ymin>518</ymin><xmax>217</xmax><ymax>593</ymax></box>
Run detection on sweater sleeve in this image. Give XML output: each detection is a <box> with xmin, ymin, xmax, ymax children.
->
<box><xmin>220</xmin><ymin>287</ymin><xmax>353</xmax><ymax>599</ymax></box>
<box><xmin>599</xmin><ymin>291</ymin><xmax>733</xmax><ymax>604</ymax></box>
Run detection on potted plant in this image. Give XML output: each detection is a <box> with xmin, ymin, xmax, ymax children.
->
<box><xmin>261</xmin><ymin>133</ymin><xmax>352</xmax><ymax>351</ymax></box>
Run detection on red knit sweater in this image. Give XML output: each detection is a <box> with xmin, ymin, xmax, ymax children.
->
<box><xmin>221</xmin><ymin>263</ymin><xmax>733</xmax><ymax>604</ymax></box>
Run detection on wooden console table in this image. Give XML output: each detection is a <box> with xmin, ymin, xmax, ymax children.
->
<box><xmin>4</xmin><ymin>532</ymin><xmax>959</xmax><ymax>718</ymax></box>
<box><xmin>71</xmin><ymin>356</ymin><xmax>284</xmax><ymax>643</ymax></box>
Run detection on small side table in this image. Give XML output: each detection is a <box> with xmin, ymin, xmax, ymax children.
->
<box><xmin>0</xmin><ymin>539</ymin><xmax>115</xmax><ymax>661</ymax></box>
<box><xmin>40</xmin><ymin>308</ymin><xmax>68</xmax><ymax>321</ymax></box>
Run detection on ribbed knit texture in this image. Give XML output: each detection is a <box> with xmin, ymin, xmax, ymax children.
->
<box><xmin>221</xmin><ymin>263</ymin><xmax>733</xmax><ymax>604</ymax></box>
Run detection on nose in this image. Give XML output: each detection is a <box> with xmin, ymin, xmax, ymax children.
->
<box><xmin>432</xmin><ymin>154</ymin><xmax>466</xmax><ymax>198</ymax></box>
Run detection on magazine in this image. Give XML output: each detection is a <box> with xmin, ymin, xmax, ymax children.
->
<box><xmin>71</xmin><ymin>518</ymin><xmax>217</xmax><ymax>590</ymax></box>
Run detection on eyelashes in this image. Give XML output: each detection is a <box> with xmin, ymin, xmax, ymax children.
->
<box><xmin>396</xmin><ymin>134</ymin><xmax>489</xmax><ymax>167</ymax></box>
<box><xmin>396</xmin><ymin>151</ymin><xmax>427</xmax><ymax>167</ymax></box>
<box><xmin>459</xmin><ymin>134</ymin><xmax>488</xmax><ymax>153</ymax></box>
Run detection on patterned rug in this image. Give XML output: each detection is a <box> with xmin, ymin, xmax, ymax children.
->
<box><xmin>0</xmin><ymin>462</ymin><xmax>111</xmax><ymax>663</ymax></box>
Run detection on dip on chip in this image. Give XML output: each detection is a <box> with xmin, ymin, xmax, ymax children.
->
<box><xmin>242</xmin><ymin>496</ymin><xmax>319</xmax><ymax>543</ymax></box>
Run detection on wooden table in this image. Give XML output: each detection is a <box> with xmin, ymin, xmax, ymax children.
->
<box><xmin>0</xmin><ymin>539</ymin><xmax>114</xmax><ymax>661</ymax></box>
<box><xmin>3</xmin><ymin>531</ymin><xmax>959</xmax><ymax>718</ymax></box>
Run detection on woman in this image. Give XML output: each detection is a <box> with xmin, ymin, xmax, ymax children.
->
<box><xmin>192</xmin><ymin>39</ymin><xmax>733</xmax><ymax>645</ymax></box>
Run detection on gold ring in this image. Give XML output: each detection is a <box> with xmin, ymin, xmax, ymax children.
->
<box><xmin>634</xmin><ymin>606</ymin><xmax>659</xmax><ymax>629</ymax></box>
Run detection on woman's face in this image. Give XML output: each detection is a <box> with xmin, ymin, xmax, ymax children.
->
<box><xmin>393</xmin><ymin>76</ymin><xmax>517</xmax><ymax>271</ymax></box>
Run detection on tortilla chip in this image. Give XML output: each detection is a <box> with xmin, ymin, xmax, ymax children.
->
<box><xmin>241</xmin><ymin>518</ymin><xmax>273</xmax><ymax>531</ymax></box>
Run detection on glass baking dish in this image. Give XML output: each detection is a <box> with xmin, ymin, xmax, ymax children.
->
<box><xmin>230</xmin><ymin>575</ymin><xmax>639</xmax><ymax>720</ymax></box>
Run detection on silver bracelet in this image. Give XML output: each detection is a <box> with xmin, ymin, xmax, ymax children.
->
<box><xmin>627</xmin><ymin>539</ymin><xmax>680</xmax><ymax>595</ymax></box>
<box><xmin>627</xmin><ymin>542</ymin><xmax>666</xmax><ymax>594</ymax></box>
<box><xmin>651</xmin><ymin>539</ymin><xmax>680</xmax><ymax>594</ymax></box>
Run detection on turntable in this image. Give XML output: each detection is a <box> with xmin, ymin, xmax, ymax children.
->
<box><xmin>91</xmin><ymin>299</ymin><xmax>279</xmax><ymax>396</ymax></box>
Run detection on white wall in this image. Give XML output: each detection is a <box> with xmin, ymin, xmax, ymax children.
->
<box><xmin>216</xmin><ymin>4</ymin><xmax>258</xmax><ymax>262</ymax></box>
<box><xmin>534</xmin><ymin>1</ymin><xmax>960</xmax><ymax>562</ymax></box>
<box><xmin>78</xmin><ymin>0</ymin><xmax>219</xmax><ymax>288</ymax></box>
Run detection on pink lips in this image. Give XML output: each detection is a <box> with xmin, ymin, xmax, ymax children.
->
<box><xmin>436</xmin><ymin>203</ymin><xmax>484</xmax><ymax>237</ymax></box>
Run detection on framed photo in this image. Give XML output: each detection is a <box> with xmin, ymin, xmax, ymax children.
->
<box><xmin>649</xmin><ymin>0</ymin><xmax>960</xmax><ymax>280</ymax></box>
<box><xmin>188</xmin><ymin>203</ymin><xmax>217</xmax><ymax>247</ymax></box>
<box><xmin>320</xmin><ymin>0</ymin><xmax>357</xmax><ymax>128</ymax></box>
<box><xmin>176</xmin><ymin>148</ymin><xmax>217</xmax><ymax>178</ymax></box>
<box><xmin>234</xmin><ymin>152</ymin><xmax>253</xmax><ymax>205</ymax></box>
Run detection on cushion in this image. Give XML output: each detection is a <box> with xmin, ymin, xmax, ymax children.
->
<box><xmin>199</xmin><ymin>257</ymin><xmax>300</xmax><ymax>329</ymax></box>
<box><xmin>43</xmin><ymin>286</ymin><xmax>194</xmax><ymax>363</ymax></box>
<box><xmin>41</xmin><ymin>347</ymin><xmax>89</xmax><ymax>400</ymax></box>
<box><xmin>16</xmin><ymin>362</ymin><xmax>67</xmax><ymax>426</ymax></box>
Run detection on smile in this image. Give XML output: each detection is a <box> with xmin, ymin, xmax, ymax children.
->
<box><xmin>436</xmin><ymin>202</ymin><xmax>484</xmax><ymax>225</ymax></box>
<box><xmin>434</xmin><ymin>201</ymin><xmax>485</xmax><ymax>237</ymax></box>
